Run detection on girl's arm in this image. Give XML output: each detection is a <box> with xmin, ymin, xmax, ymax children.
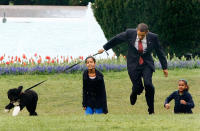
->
<box><xmin>185</xmin><ymin>94</ymin><xmax>195</xmax><ymax>108</ymax></box>
<box><xmin>164</xmin><ymin>92</ymin><xmax>175</xmax><ymax>107</ymax></box>
<box><xmin>100</xmin><ymin>78</ymin><xmax>108</xmax><ymax>114</ymax></box>
<box><xmin>82</xmin><ymin>78</ymin><xmax>87</xmax><ymax>108</ymax></box>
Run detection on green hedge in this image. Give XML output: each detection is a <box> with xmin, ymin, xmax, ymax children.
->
<box><xmin>93</xmin><ymin>0</ymin><xmax>200</xmax><ymax>57</ymax></box>
<box><xmin>0</xmin><ymin>0</ymin><xmax>10</xmax><ymax>4</ymax></box>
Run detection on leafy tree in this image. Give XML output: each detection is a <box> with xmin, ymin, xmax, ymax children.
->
<box><xmin>93</xmin><ymin>0</ymin><xmax>200</xmax><ymax>57</ymax></box>
<box><xmin>0</xmin><ymin>0</ymin><xmax>10</xmax><ymax>5</ymax></box>
<box><xmin>12</xmin><ymin>0</ymin><xmax>35</xmax><ymax>5</ymax></box>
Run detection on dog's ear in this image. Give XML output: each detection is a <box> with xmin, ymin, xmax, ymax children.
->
<box><xmin>17</xmin><ymin>86</ymin><xmax>23</xmax><ymax>94</ymax></box>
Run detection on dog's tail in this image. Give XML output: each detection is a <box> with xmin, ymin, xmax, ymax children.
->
<box><xmin>25</xmin><ymin>80</ymin><xmax>47</xmax><ymax>91</ymax></box>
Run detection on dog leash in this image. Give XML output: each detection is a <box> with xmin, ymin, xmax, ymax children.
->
<box><xmin>63</xmin><ymin>51</ymin><xmax>109</xmax><ymax>72</ymax></box>
<box><xmin>25</xmin><ymin>80</ymin><xmax>47</xmax><ymax>91</ymax></box>
<box><xmin>23</xmin><ymin>51</ymin><xmax>108</xmax><ymax>91</ymax></box>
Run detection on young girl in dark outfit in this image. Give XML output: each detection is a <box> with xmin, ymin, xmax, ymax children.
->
<box><xmin>82</xmin><ymin>56</ymin><xmax>108</xmax><ymax>115</ymax></box>
<box><xmin>164</xmin><ymin>79</ymin><xmax>194</xmax><ymax>113</ymax></box>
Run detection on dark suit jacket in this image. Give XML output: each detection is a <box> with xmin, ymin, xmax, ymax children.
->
<box><xmin>103</xmin><ymin>29</ymin><xmax>167</xmax><ymax>72</ymax></box>
<box><xmin>82</xmin><ymin>69</ymin><xmax>108</xmax><ymax>114</ymax></box>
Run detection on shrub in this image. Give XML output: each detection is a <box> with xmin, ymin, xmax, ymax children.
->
<box><xmin>93</xmin><ymin>0</ymin><xmax>200</xmax><ymax>57</ymax></box>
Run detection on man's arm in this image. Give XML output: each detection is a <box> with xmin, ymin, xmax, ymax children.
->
<box><xmin>98</xmin><ymin>31</ymin><xmax>128</xmax><ymax>53</ymax></box>
<box><xmin>154</xmin><ymin>35</ymin><xmax>168</xmax><ymax>77</ymax></box>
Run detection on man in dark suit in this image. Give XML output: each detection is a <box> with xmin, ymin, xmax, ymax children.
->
<box><xmin>98</xmin><ymin>23</ymin><xmax>168</xmax><ymax>114</ymax></box>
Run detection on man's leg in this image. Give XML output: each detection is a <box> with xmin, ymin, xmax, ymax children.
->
<box><xmin>128</xmin><ymin>69</ymin><xmax>144</xmax><ymax>105</ymax></box>
<box><xmin>142</xmin><ymin>66</ymin><xmax>155</xmax><ymax>114</ymax></box>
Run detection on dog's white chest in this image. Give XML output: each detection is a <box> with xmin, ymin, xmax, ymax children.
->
<box><xmin>13</xmin><ymin>101</ymin><xmax>20</xmax><ymax>106</ymax></box>
<box><xmin>12</xmin><ymin>106</ymin><xmax>20</xmax><ymax>116</ymax></box>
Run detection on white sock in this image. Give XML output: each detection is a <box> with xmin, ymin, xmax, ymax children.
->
<box><xmin>12</xmin><ymin>106</ymin><xmax>20</xmax><ymax>116</ymax></box>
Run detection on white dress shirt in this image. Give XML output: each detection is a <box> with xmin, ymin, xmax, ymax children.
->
<box><xmin>134</xmin><ymin>35</ymin><xmax>147</xmax><ymax>53</ymax></box>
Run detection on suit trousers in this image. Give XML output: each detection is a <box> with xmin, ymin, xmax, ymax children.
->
<box><xmin>128</xmin><ymin>63</ymin><xmax>155</xmax><ymax>113</ymax></box>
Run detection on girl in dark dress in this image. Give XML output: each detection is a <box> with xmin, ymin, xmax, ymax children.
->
<box><xmin>82</xmin><ymin>56</ymin><xmax>108</xmax><ymax>115</ymax></box>
<box><xmin>164</xmin><ymin>79</ymin><xmax>194</xmax><ymax>113</ymax></box>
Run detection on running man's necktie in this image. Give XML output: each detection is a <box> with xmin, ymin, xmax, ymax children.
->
<box><xmin>138</xmin><ymin>40</ymin><xmax>144</xmax><ymax>65</ymax></box>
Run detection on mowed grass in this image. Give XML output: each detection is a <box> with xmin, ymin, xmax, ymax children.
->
<box><xmin>0</xmin><ymin>69</ymin><xmax>200</xmax><ymax>130</ymax></box>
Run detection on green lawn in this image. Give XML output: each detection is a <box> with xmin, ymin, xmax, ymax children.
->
<box><xmin>0</xmin><ymin>69</ymin><xmax>200</xmax><ymax>130</ymax></box>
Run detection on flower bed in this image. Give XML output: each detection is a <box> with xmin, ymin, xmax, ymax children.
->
<box><xmin>0</xmin><ymin>53</ymin><xmax>199</xmax><ymax>75</ymax></box>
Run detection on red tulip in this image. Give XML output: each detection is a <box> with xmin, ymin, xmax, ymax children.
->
<box><xmin>0</xmin><ymin>56</ymin><xmax>4</xmax><ymax>61</ymax></box>
<box><xmin>31</xmin><ymin>58</ymin><xmax>35</xmax><ymax>63</ymax></box>
<box><xmin>18</xmin><ymin>58</ymin><xmax>21</xmax><ymax>63</ymax></box>
<box><xmin>45</xmin><ymin>56</ymin><xmax>51</xmax><ymax>60</ymax></box>
<box><xmin>34</xmin><ymin>53</ymin><xmax>37</xmax><ymax>57</ymax></box>
<box><xmin>15</xmin><ymin>56</ymin><xmax>18</xmax><ymax>61</ymax></box>
<box><xmin>66</xmin><ymin>57</ymin><xmax>69</xmax><ymax>63</ymax></box>
<box><xmin>6</xmin><ymin>61</ymin><xmax>10</xmax><ymax>65</ymax></box>
<box><xmin>31</xmin><ymin>59</ymin><xmax>35</xmax><ymax>65</ymax></box>
<box><xmin>37</xmin><ymin>59</ymin><xmax>41</xmax><ymax>64</ymax></box>
<box><xmin>22</xmin><ymin>54</ymin><xmax>26</xmax><ymax>59</ymax></box>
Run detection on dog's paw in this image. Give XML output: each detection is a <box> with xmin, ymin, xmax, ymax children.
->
<box><xmin>12</xmin><ymin>106</ymin><xmax>20</xmax><ymax>116</ymax></box>
<box><xmin>4</xmin><ymin>109</ymin><xmax>10</xmax><ymax>113</ymax></box>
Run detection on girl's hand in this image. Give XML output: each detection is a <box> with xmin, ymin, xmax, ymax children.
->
<box><xmin>180</xmin><ymin>100</ymin><xmax>187</xmax><ymax>105</ymax></box>
<box><xmin>83</xmin><ymin>107</ymin><xmax>86</xmax><ymax>110</ymax></box>
<box><xmin>165</xmin><ymin>104</ymin><xmax>170</xmax><ymax>109</ymax></box>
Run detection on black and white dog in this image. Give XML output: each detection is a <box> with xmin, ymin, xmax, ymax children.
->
<box><xmin>5</xmin><ymin>86</ymin><xmax>38</xmax><ymax>116</ymax></box>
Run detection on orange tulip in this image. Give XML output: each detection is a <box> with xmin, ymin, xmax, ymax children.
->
<box><xmin>37</xmin><ymin>59</ymin><xmax>41</xmax><ymax>64</ymax></box>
